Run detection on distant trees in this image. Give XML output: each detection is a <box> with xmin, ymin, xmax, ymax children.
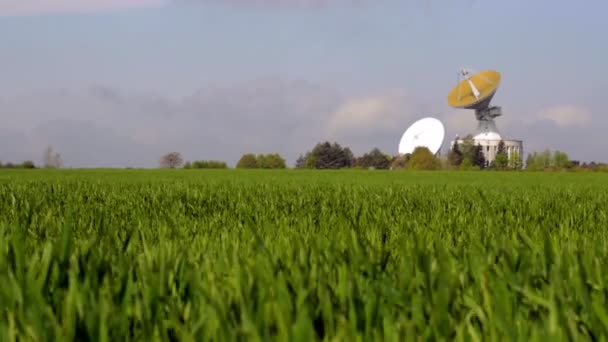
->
<box><xmin>236</xmin><ymin>154</ymin><xmax>258</xmax><ymax>169</ymax></box>
<box><xmin>447</xmin><ymin>136</ymin><xmax>485</xmax><ymax>170</ymax></box>
<box><xmin>525</xmin><ymin>149</ymin><xmax>572</xmax><ymax>171</ymax></box>
<box><xmin>407</xmin><ymin>146</ymin><xmax>441</xmax><ymax>170</ymax></box>
<box><xmin>0</xmin><ymin>160</ymin><xmax>36</xmax><ymax>169</ymax></box>
<box><xmin>257</xmin><ymin>153</ymin><xmax>287</xmax><ymax>169</ymax></box>
<box><xmin>510</xmin><ymin>151</ymin><xmax>523</xmax><ymax>170</ymax></box>
<box><xmin>354</xmin><ymin>148</ymin><xmax>392</xmax><ymax>170</ymax></box>
<box><xmin>159</xmin><ymin>152</ymin><xmax>183</xmax><ymax>169</ymax></box>
<box><xmin>492</xmin><ymin>140</ymin><xmax>509</xmax><ymax>170</ymax></box>
<box><xmin>184</xmin><ymin>160</ymin><xmax>228</xmax><ymax>169</ymax></box>
<box><xmin>391</xmin><ymin>154</ymin><xmax>410</xmax><ymax>170</ymax></box>
<box><xmin>236</xmin><ymin>153</ymin><xmax>286</xmax><ymax>169</ymax></box>
<box><xmin>575</xmin><ymin>162</ymin><xmax>608</xmax><ymax>172</ymax></box>
<box><xmin>43</xmin><ymin>146</ymin><xmax>63</xmax><ymax>169</ymax></box>
<box><xmin>447</xmin><ymin>141</ymin><xmax>464</xmax><ymax>168</ymax></box>
<box><xmin>297</xmin><ymin>142</ymin><xmax>354</xmax><ymax>169</ymax></box>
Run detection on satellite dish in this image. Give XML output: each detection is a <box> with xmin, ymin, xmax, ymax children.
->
<box><xmin>447</xmin><ymin>69</ymin><xmax>501</xmax><ymax>110</ymax></box>
<box><xmin>447</xmin><ymin>68</ymin><xmax>503</xmax><ymax>140</ymax></box>
<box><xmin>398</xmin><ymin>117</ymin><xmax>445</xmax><ymax>155</ymax></box>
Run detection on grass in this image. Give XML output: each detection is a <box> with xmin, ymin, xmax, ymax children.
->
<box><xmin>1</xmin><ymin>169</ymin><xmax>608</xmax><ymax>341</ymax></box>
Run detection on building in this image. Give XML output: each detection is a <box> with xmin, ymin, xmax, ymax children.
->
<box><xmin>452</xmin><ymin>131</ymin><xmax>523</xmax><ymax>168</ymax></box>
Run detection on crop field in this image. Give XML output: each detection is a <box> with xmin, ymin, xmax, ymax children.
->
<box><xmin>1</xmin><ymin>169</ymin><xmax>608</xmax><ymax>341</ymax></box>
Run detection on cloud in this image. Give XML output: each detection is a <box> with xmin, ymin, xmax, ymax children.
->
<box><xmin>171</xmin><ymin>0</ymin><xmax>370</xmax><ymax>8</ymax></box>
<box><xmin>0</xmin><ymin>79</ymin><xmax>346</xmax><ymax>167</ymax></box>
<box><xmin>536</xmin><ymin>105</ymin><xmax>592</xmax><ymax>128</ymax></box>
<box><xmin>0</xmin><ymin>0</ymin><xmax>165</xmax><ymax>16</ymax></box>
<box><xmin>2</xmin><ymin>81</ymin><xmax>604</xmax><ymax>168</ymax></box>
<box><xmin>325</xmin><ymin>90</ymin><xmax>426</xmax><ymax>155</ymax></box>
<box><xmin>327</xmin><ymin>90</ymin><xmax>421</xmax><ymax>135</ymax></box>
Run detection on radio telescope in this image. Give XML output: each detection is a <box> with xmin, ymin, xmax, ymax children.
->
<box><xmin>448</xmin><ymin>68</ymin><xmax>503</xmax><ymax>140</ymax></box>
<box><xmin>398</xmin><ymin>117</ymin><xmax>445</xmax><ymax>155</ymax></box>
<box><xmin>447</xmin><ymin>67</ymin><xmax>523</xmax><ymax>166</ymax></box>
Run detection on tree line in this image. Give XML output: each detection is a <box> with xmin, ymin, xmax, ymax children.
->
<box><xmin>159</xmin><ymin>137</ymin><xmax>606</xmax><ymax>172</ymax></box>
<box><xmin>1</xmin><ymin>143</ymin><xmax>605</xmax><ymax>172</ymax></box>
<box><xmin>0</xmin><ymin>146</ymin><xmax>63</xmax><ymax>170</ymax></box>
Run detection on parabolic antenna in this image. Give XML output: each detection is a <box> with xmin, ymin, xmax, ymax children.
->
<box><xmin>398</xmin><ymin>117</ymin><xmax>445</xmax><ymax>155</ymax></box>
<box><xmin>447</xmin><ymin>68</ymin><xmax>503</xmax><ymax>140</ymax></box>
<box><xmin>447</xmin><ymin>69</ymin><xmax>501</xmax><ymax>110</ymax></box>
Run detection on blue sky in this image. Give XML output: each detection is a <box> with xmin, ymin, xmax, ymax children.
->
<box><xmin>0</xmin><ymin>0</ymin><xmax>606</xmax><ymax>167</ymax></box>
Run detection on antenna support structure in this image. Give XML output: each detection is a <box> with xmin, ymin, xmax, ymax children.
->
<box><xmin>447</xmin><ymin>68</ymin><xmax>524</xmax><ymax>168</ymax></box>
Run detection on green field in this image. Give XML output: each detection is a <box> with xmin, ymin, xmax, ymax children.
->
<box><xmin>1</xmin><ymin>169</ymin><xmax>608</xmax><ymax>341</ymax></box>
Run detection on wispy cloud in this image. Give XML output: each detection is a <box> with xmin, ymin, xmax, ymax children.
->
<box><xmin>537</xmin><ymin>105</ymin><xmax>591</xmax><ymax>128</ymax></box>
<box><xmin>171</xmin><ymin>0</ymin><xmax>371</xmax><ymax>9</ymax></box>
<box><xmin>0</xmin><ymin>0</ymin><xmax>165</xmax><ymax>17</ymax></box>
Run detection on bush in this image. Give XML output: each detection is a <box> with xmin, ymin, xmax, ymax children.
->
<box><xmin>257</xmin><ymin>153</ymin><xmax>286</xmax><ymax>169</ymax></box>
<box><xmin>236</xmin><ymin>154</ymin><xmax>259</xmax><ymax>169</ymax></box>
<box><xmin>408</xmin><ymin>147</ymin><xmax>441</xmax><ymax>170</ymax></box>
<box><xmin>186</xmin><ymin>160</ymin><xmax>229</xmax><ymax>169</ymax></box>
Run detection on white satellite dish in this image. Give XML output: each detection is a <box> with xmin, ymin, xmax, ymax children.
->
<box><xmin>398</xmin><ymin>117</ymin><xmax>445</xmax><ymax>155</ymax></box>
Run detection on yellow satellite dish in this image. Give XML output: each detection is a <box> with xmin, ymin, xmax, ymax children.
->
<box><xmin>447</xmin><ymin>69</ymin><xmax>501</xmax><ymax>110</ymax></box>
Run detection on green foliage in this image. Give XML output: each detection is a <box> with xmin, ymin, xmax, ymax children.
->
<box><xmin>575</xmin><ymin>162</ymin><xmax>608</xmax><ymax>172</ymax></box>
<box><xmin>185</xmin><ymin>160</ymin><xmax>228</xmax><ymax>169</ymax></box>
<box><xmin>236</xmin><ymin>153</ymin><xmax>286</xmax><ymax>169</ymax></box>
<box><xmin>1</xmin><ymin>169</ymin><xmax>608</xmax><ymax>340</ymax></box>
<box><xmin>493</xmin><ymin>140</ymin><xmax>509</xmax><ymax>170</ymax></box>
<box><xmin>526</xmin><ymin>149</ymin><xmax>572</xmax><ymax>171</ymax></box>
<box><xmin>355</xmin><ymin>147</ymin><xmax>391</xmax><ymax>169</ymax></box>
<box><xmin>459</xmin><ymin>156</ymin><xmax>478</xmax><ymax>170</ymax></box>
<box><xmin>0</xmin><ymin>160</ymin><xmax>37</xmax><ymax>169</ymax></box>
<box><xmin>236</xmin><ymin>153</ymin><xmax>259</xmax><ymax>169</ymax></box>
<box><xmin>510</xmin><ymin>151</ymin><xmax>523</xmax><ymax>170</ymax></box>
<box><xmin>447</xmin><ymin>141</ymin><xmax>464</xmax><ymax>168</ymax></box>
<box><xmin>257</xmin><ymin>153</ymin><xmax>287</xmax><ymax>169</ymax></box>
<box><xmin>457</xmin><ymin>135</ymin><xmax>485</xmax><ymax>169</ymax></box>
<box><xmin>391</xmin><ymin>154</ymin><xmax>410</xmax><ymax>170</ymax></box>
<box><xmin>553</xmin><ymin>151</ymin><xmax>571</xmax><ymax>169</ymax></box>
<box><xmin>408</xmin><ymin>146</ymin><xmax>441</xmax><ymax>170</ymax></box>
<box><xmin>20</xmin><ymin>160</ymin><xmax>36</xmax><ymax>169</ymax></box>
<box><xmin>473</xmin><ymin>144</ymin><xmax>486</xmax><ymax>169</ymax></box>
<box><xmin>300</xmin><ymin>141</ymin><xmax>354</xmax><ymax>169</ymax></box>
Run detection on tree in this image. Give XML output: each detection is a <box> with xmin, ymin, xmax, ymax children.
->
<box><xmin>473</xmin><ymin>144</ymin><xmax>486</xmax><ymax>169</ymax></box>
<box><xmin>355</xmin><ymin>147</ymin><xmax>391</xmax><ymax>170</ymax></box>
<box><xmin>43</xmin><ymin>146</ymin><xmax>63</xmax><ymax>169</ymax></box>
<box><xmin>301</xmin><ymin>142</ymin><xmax>354</xmax><ymax>169</ymax></box>
<box><xmin>459</xmin><ymin>157</ymin><xmax>475</xmax><ymax>170</ymax></box>
<box><xmin>493</xmin><ymin>140</ymin><xmax>509</xmax><ymax>170</ymax></box>
<box><xmin>257</xmin><ymin>153</ymin><xmax>286</xmax><ymax>169</ymax></box>
<box><xmin>553</xmin><ymin>150</ymin><xmax>571</xmax><ymax>169</ymax></box>
<box><xmin>159</xmin><ymin>152</ymin><xmax>183</xmax><ymax>169</ymax></box>
<box><xmin>21</xmin><ymin>161</ymin><xmax>36</xmax><ymax>169</ymax></box>
<box><xmin>236</xmin><ymin>154</ymin><xmax>259</xmax><ymax>169</ymax></box>
<box><xmin>391</xmin><ymin>154</ymin><xmax>410</xmax><ymax>170</ymax></box>
<box><xmin>189</xmin><ymin>160</ymin><xmax>228</xmax><ymax>169</ymax></box>
<box><xmin>459</xmin><ymin>136</ymin><xmax>475</xmax><ymax>159</ymax></box>
<box><xmin>408</xmin><ymin>146</ymin><xmax>441</xmax><ymax>170</ymax></box>
<box><xmin>525</xmin><ymin>152</ymin><xmax>537</xmax><ymax>170</ymax></box>
<box><xmin>510</xmin><ymin>151</ymin><xmax>523</xmax><ymax>170</ymax></box>
<box><xmin>295</xmin><ymin>154</ymin><xmax>308</xmax><ymax>169</ymax></box>
<box><xmin>447</xmin><ymin>141</ymin><xmax>464</xmax><ymax>168</ymax></box>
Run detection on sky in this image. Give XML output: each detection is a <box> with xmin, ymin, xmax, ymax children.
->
<box><xmin>0</xmin><ymin>0</ymin><xmax>606</xmax><ymax>167</ymax></box>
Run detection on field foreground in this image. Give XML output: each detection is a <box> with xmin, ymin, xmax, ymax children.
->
<box><xmin>1</xmin><ymin>169</ymin><xmax>608</xmax><ymax>341</ymax></box>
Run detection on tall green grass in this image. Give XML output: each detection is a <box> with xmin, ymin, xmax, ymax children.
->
<box><xmin>1</xmin><ymin>170</ymin><xmax>608</xmax><ymax>341</ymax></box>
